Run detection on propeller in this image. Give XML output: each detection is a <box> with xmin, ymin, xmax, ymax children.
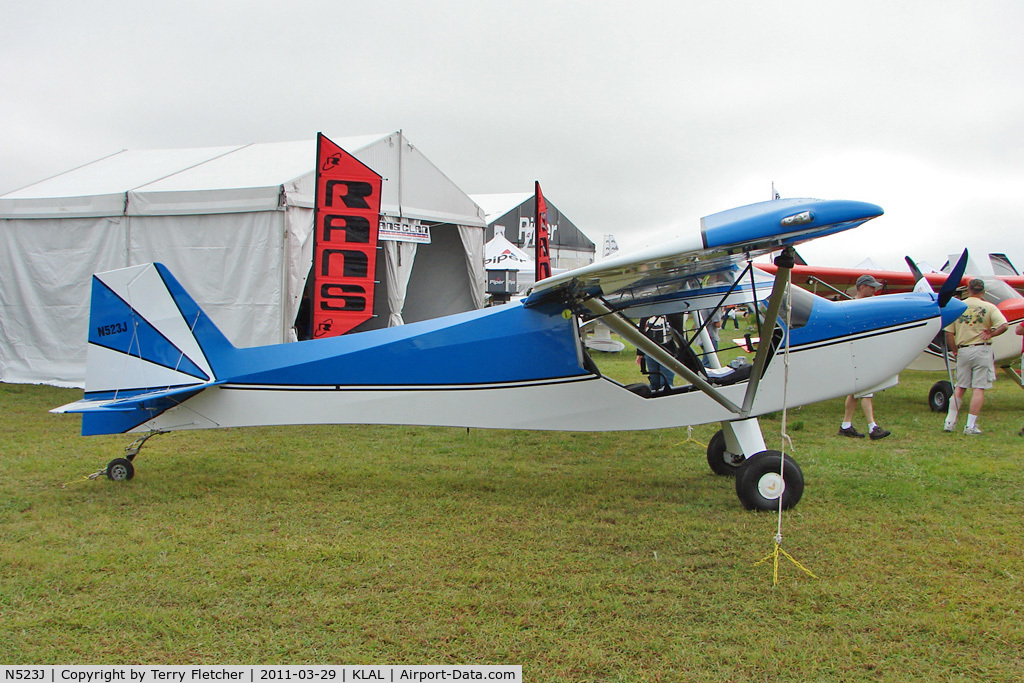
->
<box><xmin>938</xmin><ymin>249</ymin><xmax>969</xmax><ymax>307</ymax></box>
<box><xmin>905</xmin><ymin>249</ymin><xmax>968</xmax><ymax>399</ymax></box>
<box><xmin>904</xmin><ymin>249</ymin><xmax>968</xmax><ymax>305</ymax></box>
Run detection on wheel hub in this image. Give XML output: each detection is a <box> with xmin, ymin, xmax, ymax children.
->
<box><xmin>757</xmin><ymin>472</ymin><xmax>786</xmax><ymax>500</ymax></box>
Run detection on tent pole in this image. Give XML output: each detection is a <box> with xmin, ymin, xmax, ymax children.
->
<box><xmin>280</xmin><ymin>206</ymin><xmax>289</xmax><ymax>342</ymax></box>
<box><xmin>397</xmin><ymin>129</ymin><xmax>404</xmax><ymax>219</ymax></box>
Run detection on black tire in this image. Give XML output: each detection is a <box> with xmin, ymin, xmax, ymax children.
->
<box><xmin>735</xmin><ymin>450</ymin><xmax>803</xmax><ymax>511</ymax></box>
<box><xmin>106</xmin><ymin>457</ymin><xmax>135</xmax><ymax>482</ymax></box>
<box><xmin>707</xmin><ymin>429</ymin><xmax>744</xmax><ymax>476</ymax></box>
<box><xmin>929</xmin><ymin>381</ymin><xmax>953</xmax><ymax>413</ymax></box>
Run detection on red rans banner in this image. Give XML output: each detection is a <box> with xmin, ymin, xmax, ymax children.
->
<box><xmin>312</xmin><ymin>133</ymin><xmax>382</xmax><ymax>338</ymax></box>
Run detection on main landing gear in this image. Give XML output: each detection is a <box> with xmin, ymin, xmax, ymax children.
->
<box><xmin>733</xmin><ymin>450</ymin><xmax>804</xmax><ymax>511</ymax></box>
<box><xmin>706</xmin><ymin>429</ymin><xmax>745</xmax><ymax>476</ymax></box>
<box><xmin>706</xmin><ymin>424</ymin><xmax>805</xmax><ymax>511</ymax></box>
<box><xmin>928</xmin><ymin>380</ymin><xmax>953</xmax><ymax>413</ymax></box>
<box><xmin>97</xmin><ymin>431</ymin><xmax>164</xmax><ymax>482</ymax></box>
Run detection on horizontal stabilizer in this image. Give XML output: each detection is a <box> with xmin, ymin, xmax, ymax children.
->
<box><xmin>52</xmin><ymin>383</ymin><xmax>217</xmax><ymax>435</ymax></box>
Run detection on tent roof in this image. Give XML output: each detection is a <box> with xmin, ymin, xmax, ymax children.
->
<box><xmin>472</xmin><ymin>191</ymin><xmax>595</xmax><ymax>253</ymax></box>
<box><xmin>471</xmin><ymin>192</ymin><xmax>533</xmax><ymax>224</ymax></box>
<box><xmin>0</xmin><ymin>133</ymin><xmax>486</xmax><ymax>226</ymax></box>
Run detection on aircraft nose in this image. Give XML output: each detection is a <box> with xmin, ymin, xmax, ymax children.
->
<box><xmin>940</xmin><ymin>297</ymin><xmax>967</xmax><ymax>327</ymax></box>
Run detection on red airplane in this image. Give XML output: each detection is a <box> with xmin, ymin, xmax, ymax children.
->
<box><xmin>758</xmin><ymin>253</ymin><xmax>1024</xmax><ymax>411</ymax></box>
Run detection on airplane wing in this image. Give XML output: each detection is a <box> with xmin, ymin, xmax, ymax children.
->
<box><xmin>764</xmin><ymin>254</ymin><xmax>1024</xmax><ymax>299</ymax></box>
<box><xmin>756</xmin><ymin>263</ymin><xmax>930</xmax><ymax>296</ymax></box>
<box><xmin>521</xmin><ymin>198</ymin><xmax>884</xmax><ymax>415</ymax></box>
<box><xmin>525</xmin><ymin>198</ymin><xmax>884</xmax><ymax>316</ymax></box>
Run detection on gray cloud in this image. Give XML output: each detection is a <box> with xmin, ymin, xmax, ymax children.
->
<box><xmin>3</xmin><ymin>0</ymin><xmax>1022</xmax><ymax>270</ymax></box>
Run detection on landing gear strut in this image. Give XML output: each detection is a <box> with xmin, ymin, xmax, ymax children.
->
<box><xmin>96</xmin><ymin>431</ymin><xmax>164</xmax><ymax>482</ymax></box>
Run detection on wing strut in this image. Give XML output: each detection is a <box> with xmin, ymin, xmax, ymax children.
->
<box><xmin>805</xmin><ymin>275</ymin><xmax>851</xmax><ymax>300</ymax></box>
<box><xmin>581</xmin><ymin>298</ymin><xmax>743</xmax><ymax>415</ymax></box>
<box><xmin>740</xmin><ymin>247</ymin><xmax>795</xmax><ymax>416</ymax></box>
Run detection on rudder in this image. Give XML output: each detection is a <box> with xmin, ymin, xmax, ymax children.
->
<box><xmin>82</xmin><ymin>263</ymin><xmax>235</xmax><ymax>399</ymax></box>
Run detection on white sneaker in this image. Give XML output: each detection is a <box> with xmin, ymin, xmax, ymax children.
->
<box><xmin>943</xmin><ymin>421</ymin><xmax>956</xmax><ymax>432</ymax></box>
<box><xmin>963</xmin><ymin>425</ymin><xmax>983</xmax><ymax>435</ymax></box>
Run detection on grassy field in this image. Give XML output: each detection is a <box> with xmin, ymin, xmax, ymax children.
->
<box><xmin>2</xmin><ymin>345</ymin><xmax>1023</xmax><ymax>681</ymax></box>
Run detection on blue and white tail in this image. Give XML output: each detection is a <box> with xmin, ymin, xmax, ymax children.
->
<box><xmin>52</xmin><ymin>263</ymin><xmax>235</xmax><ymax>435</ymax></box>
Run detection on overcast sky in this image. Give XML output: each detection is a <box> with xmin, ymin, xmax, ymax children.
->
<box><xmin>3</xmin><ymin>0</ymin><xmax>1022</xmax><ymax>271</ymax></box>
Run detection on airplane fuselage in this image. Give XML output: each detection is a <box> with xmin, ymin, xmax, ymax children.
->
<box><xmin>130</xmin><ymin>291</ymin><xmax>953</xmax><ymax>434</ymax></box>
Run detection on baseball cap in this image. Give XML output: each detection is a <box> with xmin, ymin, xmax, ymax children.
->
<box><xmin>856</xmin><ymin>274</ymin><xmax>883</xmax><ymax>288</ymax></box>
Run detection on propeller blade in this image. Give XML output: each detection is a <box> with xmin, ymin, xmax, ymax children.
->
<box><xmin>904</xmin><ymin>256</ymin><xmax>924</xmax><ymax>282</ymax></box>
<box><xmin>938</xmin><ymin>249</ymin><xmax>969</xmax><ymax>307</ymax></box>
<box><xmin>904</xmin><ymin>256</ymin><xmax>933</xmax><ymax>294</ymax></box>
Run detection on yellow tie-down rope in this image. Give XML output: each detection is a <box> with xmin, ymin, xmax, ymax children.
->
<box><xmin>755</xmin><ymin>534</ymin><xmax>819</xmax><ymax>585</ymax></box>
<box><xmin>60</xmin><ymin>467</ymin><xmax>109</xmax><ymax>489</ymax></box>
<box><xmin>753</xmin><ymin>262</ymin><xmax>817</xmax><ymax>586</ymax></box>
<box><xmin>679</xmin><ymin>425</ymin><xmax>707</xmax><ymax>450</ymax></box>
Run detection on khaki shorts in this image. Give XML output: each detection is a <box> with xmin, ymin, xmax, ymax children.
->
<box><xmin>955</xmin><ymin>345</ymin><xmax>996</xmax><ymax>390</ymax></box>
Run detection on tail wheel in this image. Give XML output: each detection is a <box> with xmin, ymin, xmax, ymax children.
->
<box><xmin>928</xmin><ymin>380</ymin><xmax>953</xmax><ymax>413</ymax></box>
<box><xmin>706</xmin><ymin>429</ymin><xmax>744</xmax><ymax>476</ymax></box>
<box><xmin>106</xmin><ymin>457</ymin><xmax>135</xmax><ymax>482</ymax></box>
<box><xmin>735</xmin><ymin>450</ymin><xmax>803</xmax><ymax>511</ymax></box>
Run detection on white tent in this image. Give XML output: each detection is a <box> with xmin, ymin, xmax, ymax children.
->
<box><xmin>484</xmin><ymin>233</ymin><xmax>533</xmax><ymax>272</ymax></box>
<box><xmin>484</xmin><ymin>232</ymin><xmax>535</xmax><ymax>295</ymax></box>
<box><xmin>0</xmin><ymin>132</ymin><xmax>486</xmax><ymax>387</ymax></box>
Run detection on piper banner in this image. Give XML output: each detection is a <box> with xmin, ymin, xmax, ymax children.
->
<box><xmin>312</xmin><ymin>133</ymin><xmax>382</xmax><ymax>338</ymax></box>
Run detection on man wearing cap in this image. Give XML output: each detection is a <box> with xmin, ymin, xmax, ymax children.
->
<box><xmin>838</xmin><ymin>274</ymin><xmax>892</xmax><ymax>440</ymax></box>
<box><xmin>943</xmin><ymin>278</ymin><xmax>1008</xmax><ymax>435</ymax></box>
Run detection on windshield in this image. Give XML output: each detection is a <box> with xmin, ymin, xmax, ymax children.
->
<box><xmin>751</xmin><ymin>269</ymin><xmax>813</xmax><ymax>330</ymax></box>
<box><xmin>980</xmin><ymin>278</ymin><xmax>1021</xmax><ymax>305</ymax></box>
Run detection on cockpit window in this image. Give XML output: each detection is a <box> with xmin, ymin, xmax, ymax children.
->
<box><xmin>781</xmin><ymin>284</ymin><xmax>813</xmax><ymax>329</ymax></box>
<box><xmin>980</xmin><ymin>278</ymin><xmax>1019</xmax><ymax>305</ymax></box>
<box><xmin>751</xmin><ymin>271</ymin><xmax>813</xmax><ymax>330</ymax></box>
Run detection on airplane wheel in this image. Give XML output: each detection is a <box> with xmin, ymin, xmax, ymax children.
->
<box><xmin>707</xmin><ymin>429</ymin><xmax>744</xmax><ymax>476</ymax></box>
<box><xmin>929</xmin><ymin>381</ymin><xmax>953</xmax><ymax>413</ymax></box>
<box><xmin>106</xmin><ymin>457</ymin><xmax>135</xmax><ymax>482</ymax></box>
<box><xmin>735</xmin><ymin>450</ymin><xmax>803</xmax><ymax>511</ymax></box>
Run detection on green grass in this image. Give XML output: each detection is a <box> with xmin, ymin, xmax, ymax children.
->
<box><xmin>2</xmin><ymin>348</ymin><xmax>1024</xmax><ymax>680</ymax></box>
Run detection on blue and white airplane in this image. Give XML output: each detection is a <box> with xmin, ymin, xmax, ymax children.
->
<box><xmin>53</xmin><ymin>198</ymin><xmax>966</xmax><ymax>510</ymax></box>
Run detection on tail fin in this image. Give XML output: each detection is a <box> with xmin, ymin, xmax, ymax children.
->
<box><xmin>53</xmin><ymin>263</ymin><xmax>235</xmax><ymax>434</ymax></box>
<box><xmin>989</xmin><ymin>252</ymin><xmax>1020</xmax><ymax>277</ymax></box>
